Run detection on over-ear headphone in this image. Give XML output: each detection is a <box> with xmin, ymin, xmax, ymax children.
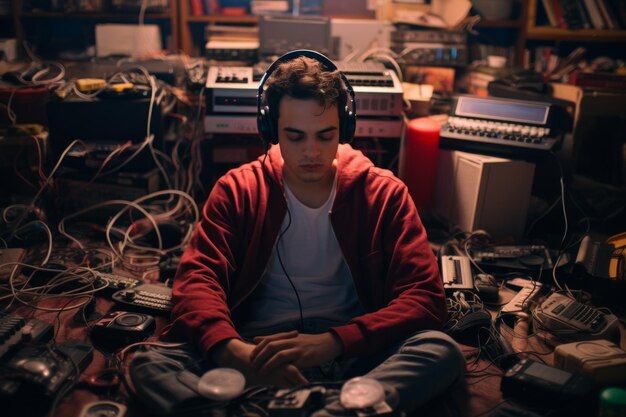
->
<box><xmin>256</xmin><ymin>49</ymin><xmax>357</xmax><ymax>148</ymax></box>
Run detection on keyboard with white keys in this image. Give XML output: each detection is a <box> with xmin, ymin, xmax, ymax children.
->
<box><xmin>440</xmin><ymin>94</ymin><xmax>562</xmax><ymax>156</ymax></box>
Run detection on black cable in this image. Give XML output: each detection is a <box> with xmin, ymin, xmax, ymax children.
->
<box><xmin>260</xmin><ymin>152</ymin><xmax>341</xmax><ymax>381</ymax></box>
<box><xmin>261</xmin><ymin>152</ymin><xmax>305</xmax><ymax>332</ymax></box>
<box><xmin>275</xmin><ymin>208</ymin><xmax>305</xmax><ymax>332</ymax></box>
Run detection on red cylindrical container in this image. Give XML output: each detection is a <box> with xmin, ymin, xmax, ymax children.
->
<box><xmin>399</xmin><ymin>117</ymin><xmax>441</xmax><ymax>210</ymax></box>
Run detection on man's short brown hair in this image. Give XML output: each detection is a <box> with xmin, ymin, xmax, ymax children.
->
<box><xmin>262</xmin><ymin>56</ymin><xmax>348</xmax><ymax>125</ymax></box>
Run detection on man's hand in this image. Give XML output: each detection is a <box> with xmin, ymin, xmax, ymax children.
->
<box><xmin>211</xmin><ymin>338</ymin><xmax>308</xmax><ymax>388</ymax></box>
<box><xmin>250</xmin><ymin>331</ymin><xmax>343</xmax><ymax>375</ymax></box>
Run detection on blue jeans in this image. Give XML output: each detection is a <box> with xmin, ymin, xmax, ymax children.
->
<box><xmin>129</xmin><ymin>330</ymin><xmax>465</xmax><ymax>415</ymax></box>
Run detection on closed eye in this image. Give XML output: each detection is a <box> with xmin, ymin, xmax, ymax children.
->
<box><xmin>286</xmin><ymin>133</ymin><xmax>305</xmax><ymax>142</ymax></box>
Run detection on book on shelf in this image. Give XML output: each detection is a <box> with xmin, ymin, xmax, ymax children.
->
<box><xmin>188</xmin><ymin>0</ymin><xmax>220</xmax><ymax>16</ymax></box>
<box><xmin>551</xmin><ymin>0</ymin><xmax>567</xmax><ymax>28</ymax></box>
<box><xmin>205</xmin><ymin>21</ymin><xmax>259</xmax><ymax>42</ymax></box>
<box><xmin>533</xmin><ymin>46</ymin><xmax>560</xmax><ymax>76</ymax></box>
<box><xmin>541</xmin><ymin>0</ymin><xmax>559</xmax><ymax>27</ymax></box>
<box><xmin>541</xmin><ymin>0</ymin><xmax>603</xmax><ymax>29</ymax></box>
<box><xmin>189</xmin><ymin>0</ymin><xmax>202</xmax><ymax>16</ymax></box>
<box><xmin>607</xmin><ymin>0</ymin><xmax>626</xmax><ymax>28</ymax></box>
<box><xmin>573</xmin><ymin>0</ymin><xmax>593</xmax><ymax>29</ymax></box>
<box><xmin>558</xmin><ymin>0</ymin><xmax>585</xmax><ymax>29</ymax></box>
<box><xmin>582</xmin><ymin>0</ymin><xmax>606</xmax><ymax>29</ymax></box>
<box><xmin>594</xmin><ymin>0</ymin><xmax>617</xmax><ymax>29</ymax></box>
<box><xmin>547</xmin><ymin>47</ymin><xmax>585</xmax><ymax>81</ymax></box>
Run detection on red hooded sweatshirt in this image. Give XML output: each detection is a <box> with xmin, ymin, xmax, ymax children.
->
<box><xmin>161</xmin><ymin>144</ymin><xmax>446</xmax><ymax>359</ymax></box>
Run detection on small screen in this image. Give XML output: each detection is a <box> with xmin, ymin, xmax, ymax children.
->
<box><xmin>456</xmin><ymin>97</ymin><xmax>549</xmax><ymax>124</ymax></box>
<box><xmin>524</xmin><ymin>361</ymin><xmax>571</xmax><ymax>385</ymax></box>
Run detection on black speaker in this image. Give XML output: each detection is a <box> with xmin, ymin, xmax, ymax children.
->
<box><xmin>256</xmin><ymin>49</ymin><xmax>357</xmax><ymax>148</ymax></box>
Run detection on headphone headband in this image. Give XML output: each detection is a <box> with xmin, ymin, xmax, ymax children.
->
<box><xmin>256</xmin><ymin>49</ymin><xmax>357</xmax><ymax>148</ymax></box>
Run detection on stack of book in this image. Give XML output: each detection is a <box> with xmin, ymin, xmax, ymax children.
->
<box><xmin>250</xmin><ymin>0</ymin><xmax>289</xmax><ymax>15</ymax></box>
<box><xmin>204</xmin><ymin>21</ymin><xmax>259</xmax><ymax>62</ymax></box>
<box><xmin>205</xmin><ymin>21</ymin><xmax>259</xmax><ymax>43</ymax></box>
<box><xmin>466</xmin><ymin>65</ymin><xmax>523</xmax><ymax>96</ymax></box>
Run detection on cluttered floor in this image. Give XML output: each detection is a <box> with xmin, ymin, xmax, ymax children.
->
<box><xmin>2</xmin><ymin>230</ymin><xmax>625</xmax><ymax>417</ymax></box>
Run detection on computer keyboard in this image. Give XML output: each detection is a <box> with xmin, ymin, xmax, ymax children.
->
<box><xmin>440</xmin><ymin>94</ymin><xmax>562</xmax><ymax>157</ymax></box>
<box><xmin>440</xmin><ymin>116</ymin><xmax>560</xmax><ymax>154</ymax></box>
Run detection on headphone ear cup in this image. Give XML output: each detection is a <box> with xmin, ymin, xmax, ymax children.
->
<box><xmin>266</xmin><ymin>106</ymin><xmax>278</xmax><ymax>145</ymax></box>
<box><xmin>258</xmin><ymin>106</ymin><xmax>278</xmax><ymax>147</ymax></box>
<box><xmin>340</xmin><ymin>106</ymin><xmax>356</xmax><ymax>144</ymax></box>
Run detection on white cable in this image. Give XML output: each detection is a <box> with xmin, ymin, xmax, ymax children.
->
<box><xmin>115</xmin><ymin>208</ymin><xmax>163</xmax><ymax>255</ymax></box>
<box><xmin>6</xmin><ymin>88</ymin><xmax>17</xmax><ymax>125</ymax></box>
<box><xmin>105</xmin><ymin>190</ymin><xmax>199</xmax><ymax>258</ymax></box>
<box><xmin>525</xmin><ymin>195</ymin><xmax>562</xmax><ymax>237</ymax></box>
<box><xmin>97</xmin><ymin>134</ymin><xmax>154</xmax><ymax>177</ymax></box>
<box><xmin>139</xmin><ymin>0</ymin><xmax>149</xmax><ymax>25</ymax></box>
<box><xmin>17</xmin><ymin>60</ymin><xmax>66</xmax><ymax>86</ymax></box>
<box><xmin>558</xmin><ymin>175</ymin><xmax>569</xmax><ymax>250</ymax></box>
<box><xmin>5</xmin><ymin>264</ymin><xmax>104</xmax><ymax>311</ymax></box>
<box><xmin>57</xmin><ymin>200</ymin><xmax>141</xmax><ymax>250</ymax></box>
<box><xmin>31</xmin><ymin>62</ymin><xmax>65</xmax><ymax>85</ymax></box>
<box><xmin>552</xmin><ymin>155</ymin><xmax>569</xmax><ymax>292</ymax></box>
<box><xmin>72</xmin><ymin>81</ymin><xmax>108</xmax><ymax>100</ymax></box>
<box><xmin>108</xmin><ymin>65</ymin><xmax>172</xmax><ymax>189</ymax></box>
<box><xmin>365</xmin><ymin>53</ymin><xmax>404</xmax><ymax>82</ymax></box>
<box><xmin>13</xmin><ymin>220</ymin><xmax>53</xmax><ymax>265</ymax></box>
<box><xmin>146</xmin><ymin>72</ymin><xmax>156</xmax><ymax>139</ymax></box>
<box><xmin>6</xmin><ymin>139</ymin><xmax>83</xmax><ymax>241</ymax></box>
<box><xmin>358</xmin><ymin>47</ymin><xmax>400</xmax><ymax>62</ymax></box>
<box><xmin>3</xmin><ymin>204</ymin><xmax>36</xmax><ymax>223</ymax></box>
<box><xmin>343</xmin><ymin>44</ymin><xmax>359</xmax><ymax>62</ymax></box>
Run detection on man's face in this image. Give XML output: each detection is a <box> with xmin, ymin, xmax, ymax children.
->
<box><xmin>277</xmin><ymin>97</ymin><xmax>340</xmax><ymax>187</ymax></box>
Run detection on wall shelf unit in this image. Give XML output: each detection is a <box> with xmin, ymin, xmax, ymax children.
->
<box><xmin>469</xmin><ymin>0</ymin><xmax>529</xmax><ymax>67</ymax></box>
<box><xmin>10</xmin><ymin>0</ymin><xmax>178</xmax><ymax>58</ymax></box>
<box><xmin>525</xmin><ymin>0</ymin><xmax>626</xmax><ymax>42</ymax></box>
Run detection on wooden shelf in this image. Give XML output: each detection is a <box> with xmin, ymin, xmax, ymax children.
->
<box><xmin>526</xmin><ymin>27</ymin><xmax>626</xmax><ymax>42</ymax></box>
<box><xmin>11</xmin><ymin>0</ymin><xmax>179</xmax><ymax>56</ymax></box>
<box><xmin>20</xmin><ymin>11</ymin><xmax>173</xmax><ymax>20</ymax></box>
<box><xmin>186</xmin><ymin>14</ymin><xmax>259</xmax><ymax>23</ymax></box>
<box><xmin>475</xmin><ymin>19</ymin><xmax>524</xmax><ymax>29</ymax></box>
<box><xmin>525</xmin><ymin>0</ymin><xmax>626</xmax><ymax>42</ymax></box>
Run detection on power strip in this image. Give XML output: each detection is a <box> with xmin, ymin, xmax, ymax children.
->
<box><xmin>501</xmin><ymin>283</ymin><xmax>543</xmax><ymax>315</ymax></box>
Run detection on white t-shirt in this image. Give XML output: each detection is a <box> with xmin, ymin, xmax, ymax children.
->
<box><xmin>240</xmin><ymin>176</ymin><xmax>364</xmax><ymax>335</ymax></box>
